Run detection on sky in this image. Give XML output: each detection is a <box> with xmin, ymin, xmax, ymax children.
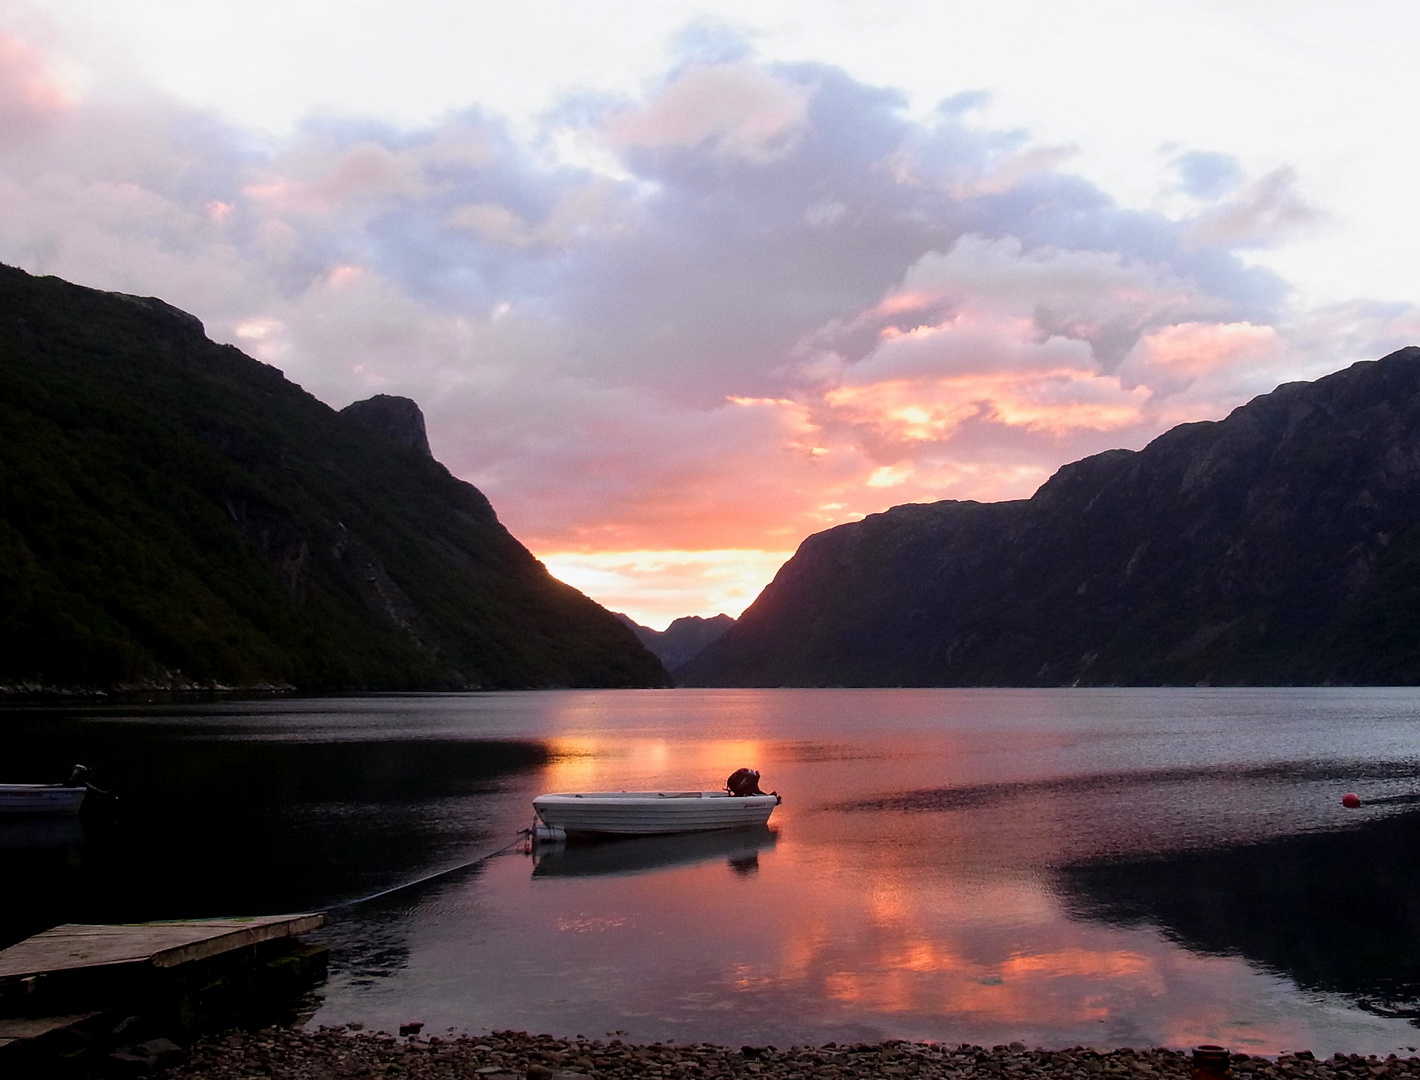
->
<box><xmin>4</xmin><ymin>1</ymin><xmax>1420</xmax><ymax>628</ymax></box>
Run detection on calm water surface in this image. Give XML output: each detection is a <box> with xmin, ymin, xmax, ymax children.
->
<box><xmin>5</xmin><ymin>688</ymin><xmax>1420</xmax><ymax>1054</ymax></box>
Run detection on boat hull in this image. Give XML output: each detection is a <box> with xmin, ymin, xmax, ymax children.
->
<box><xmin>532</xmin><ymin>825</ymin><xmax>777</xmax><ymax>877</ymax></box>
<box><xmin>533</xmin><ymin>790</ymin><xmax>777</xmax><ymax>836</ymax></box>
<box><xmin>0</xmin><ymin>785</ymin><xmax>87</xmax><ymax>816</ymax></box>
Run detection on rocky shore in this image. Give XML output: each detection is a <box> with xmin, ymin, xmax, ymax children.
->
<box><xmin>160</xmin><ymin>1027</ymin><xmax>1420</xmax><ymax>1080</ymax></box>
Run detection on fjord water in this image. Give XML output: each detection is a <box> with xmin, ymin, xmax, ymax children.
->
<box><xmin>5</xmin><ymin>689</ymin><xmax>1420</xmax><ymax>1054</ymax></box>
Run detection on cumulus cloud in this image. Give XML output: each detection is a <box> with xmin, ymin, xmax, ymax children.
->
<box><xmin>0</xmin><ymin>12</ymin><xmax>1413</xmax><ymax>620</ymax></box>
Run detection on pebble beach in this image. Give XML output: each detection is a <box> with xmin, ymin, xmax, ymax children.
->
<box><xmin>160</xmin><ymin>1028</ymin><xmax>1420</xmax><ymax>1080</ymax></box>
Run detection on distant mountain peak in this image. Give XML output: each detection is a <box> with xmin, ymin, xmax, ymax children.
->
<box><xmin>616</xmin><ymin>612</ymin><xmax>737</xmax><ymax>671</ymax></box>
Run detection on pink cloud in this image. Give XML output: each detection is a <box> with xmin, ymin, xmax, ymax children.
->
<box><xmin>244</xmin><ymin>138</ymin><xmax>426</xmax><ymax>214</ymax></box>
<box><xmin>1121</xmin><ymin>321</ymin><xmax>1283</xmax><ymax>389</ymax></box>
<box><xmin>0</xmin><ymin>32</ymin><xmax>73</xmax><ymax>145</ymax></box>
<box><xmin>607</xmin><ymin>62</ymin><xmax>811</xmax><ymax>163</ymax></box>
<box><xmin>857</xmin><ymin>312</ymin><xmax>1094</xmax><ymax>381</ymax></box>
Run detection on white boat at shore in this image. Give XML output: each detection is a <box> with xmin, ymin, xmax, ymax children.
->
<box><xmin>0</xmin><ymin>766</ymin><xmax>105</xmax><ymax>817</ymax></box>
<box><xmin>0</xmin><ymin>783</ymin><xmax>87</xmax><ymax>816</ymax></box>
<box><xmin>532</xmin><ymin>790</ymin><xmax>779</xmax><ymax>838</ymax></box>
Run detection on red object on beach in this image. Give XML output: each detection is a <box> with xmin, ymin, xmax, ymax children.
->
<box><xmin>1342</xmin><ymin>792</ymin><xmax>1362</xmax><ymax>809</ymax></box>
<box><xmin>1191</xmin><ymin>1045</ymin><xmax>1231</xmax><ymax>1080</ymax></box>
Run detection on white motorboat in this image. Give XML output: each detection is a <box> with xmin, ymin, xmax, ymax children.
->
<box><xmin>0</xmin><ymin>783</ymin><xmax>87</xmax><ymax>816</ymax></box>
<box><xmin>0</xmin><ymin>766</ymin><xmax>103</xmax><ymax>817</ymax></box>
<box><xmin>532</xmin><ymin>790</ymin><xmax>779</xmax><ymax>838</ymax></box>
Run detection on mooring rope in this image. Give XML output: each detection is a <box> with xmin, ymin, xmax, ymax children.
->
<box><xmin>328</xmin><ymin>829</ymin><xmax>532</xmax><ymax>911</ymax></box>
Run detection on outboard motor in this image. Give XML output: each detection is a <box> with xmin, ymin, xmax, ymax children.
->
<box><xmin>65</xmin><ymin>764</ymin><xmax>115</xmax><ymax>811</ymax></box>
<box><xmin>726</xmin><ymin>768</ymin><xmax>781</xmax><ymax>803</ymax></box>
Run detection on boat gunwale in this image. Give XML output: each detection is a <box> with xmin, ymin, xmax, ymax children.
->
<box><xmin>0</xmin><ymin>784</ymin><xmax>84</xmax><ymax>792</ymax></box>
<box><xmin>533</xmin><ymin>791</ymin><xmax>775</xmax><ymax>803</ymax></box>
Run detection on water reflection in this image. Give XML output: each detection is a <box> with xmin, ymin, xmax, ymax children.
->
<box><xmin>0</xmin><ymin>816</ymin><xmax>84</xmax><ymax>851</ymax></box>
<box><xmin>312</xmin><ymin>811</ymin><xmax>1355</xmax><ymax>1052</ymax></box>
<box><xmin>1058</xmin><ymin>807</ymin><xmax>1420</xmax><ymax>1025</ymax></box>
<box><xmin>531</xmin><ymin>827</ymin><xmax>778</xmax><ymax>878</ymax></box>
<box><xmin>10</xmin><ymin>689</ymin><xmax>1420</xmax><ymax>1055</ymax></box>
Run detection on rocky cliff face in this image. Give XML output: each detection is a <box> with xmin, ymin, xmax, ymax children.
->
<box><xmin>678</xmin><ymin>348</ymin><xmax>1420</xmax><ymax>687</ymax></box>
<box><xmin>0</xmin><ymin>265</ymin><xmax>667</xmax><ymax>691</ymax></box>
<box><xmin>340</xmin><ymin>394</ymin><xmax>434</xmax><ymax>458</ymax></box>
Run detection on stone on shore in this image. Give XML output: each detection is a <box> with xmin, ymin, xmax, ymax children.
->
<box><xmin>159</xmin><ymin>1027</ymin><xmax>1420</xmax><ymax>1080</ymax></box>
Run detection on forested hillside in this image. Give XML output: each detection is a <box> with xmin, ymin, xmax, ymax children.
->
<box><xmin>0</xmin><ymin>266</ymin><xmax>667</xmax><ymax>691</ymax></box>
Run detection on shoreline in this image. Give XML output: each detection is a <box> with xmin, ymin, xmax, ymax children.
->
<box><xmin>160</xmin><ymin>1027</ymin><xmax>1420</xmax><ymax>1080</ymax></box>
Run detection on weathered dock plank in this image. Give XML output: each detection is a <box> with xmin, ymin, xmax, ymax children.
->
<box><xmin>0</xmin><ymin>914</ymin><xmax>323</xmax><ymax>981</ymax></box>
<box><xmin>0</xmin><ymin>1009</ymin><xmax>105</xmax><ymax>1047</ymax></box>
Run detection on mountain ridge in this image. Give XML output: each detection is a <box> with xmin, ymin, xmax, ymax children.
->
<box><xmin>678</xmin><ymin>348</ymin><xmax>1420</xmax><ymax>687</ymax></box>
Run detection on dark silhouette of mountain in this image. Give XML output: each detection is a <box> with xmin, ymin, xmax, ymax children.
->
<box><xmin>340</xmin><ymin>394</ymin><xmax>433</xmax><ymax>457</ymax></box>
<box><xmin>679</xmin><ymin>348</ymin><xmax>1420</xmax><ymax>686</ymax></box>
<box><xmin>0</xmin><ymin>265</ymin><xmax>667</xmax><ymax>691</ymax></box>
<box><xmin>616</xmin><ymin>612</ymin><xmax>736</xmax><ymax>669</ymax></box>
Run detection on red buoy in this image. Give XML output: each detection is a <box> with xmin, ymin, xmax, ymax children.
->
<box><xmin>1342</xmin><ymin>792</ymin><xmax>1362</xmax><ymax>809</ymax></box>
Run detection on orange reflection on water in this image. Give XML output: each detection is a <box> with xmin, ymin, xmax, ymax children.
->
<box><xmin>1002</xmin><ymin>947</ymin><xmax>1155</xmax><ymax>981</ymax></box>
<box><xmin>705</xmin><ymin>852</ymin><xmax>1167</xmax><ymax>1028</ymax></box>
<box><xmin>810</xmin><ymin>934</ymin><xmax>1157</xmax><ymax>1024</ymax></box>
<box><xmin>583</xmin><ymin>833</ymin><xmax>1307</xmax><ymax>1046</ymax></box>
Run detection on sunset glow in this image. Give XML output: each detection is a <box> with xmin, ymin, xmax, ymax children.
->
<box><xmin>538</xmin><ymin>550</ymin><xmax>796</xmax><ymax>626</ymax></box>
<box><xmin>3</xmin><ymin>1</ymin><xmax>1418</xmax><ymax>623</ymax></box>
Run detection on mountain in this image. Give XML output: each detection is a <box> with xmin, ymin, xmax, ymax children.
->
<box><xmin>679</xmin><ymin>348</ymin><xmax>1420</xmax><ymax>687</ymax></box>
<box><xmin>615</xmin><ymin>613</ymin><xmax>736</xmax><ymax>669</ymax></box>
<box><xmin>0</xmin><ymin>265</ymin><xmax>667</xmax><ymax>691</ymax></box>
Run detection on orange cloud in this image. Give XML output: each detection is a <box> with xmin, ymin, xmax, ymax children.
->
<box><xmin>824</xmin><ymin>369</ymin><xmax>1151</xmax><ymax>442</ymax></box>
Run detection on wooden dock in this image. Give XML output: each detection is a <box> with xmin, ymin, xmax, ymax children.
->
<box><xmin>0</xmin><ymin>914</ymin><xmax>323</xmax><ymax>981</ymax></box>
<box><xmin>0</xmin><ymin>914</ymin><xmax>327</xmax><ymax>1066</ymax></box>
